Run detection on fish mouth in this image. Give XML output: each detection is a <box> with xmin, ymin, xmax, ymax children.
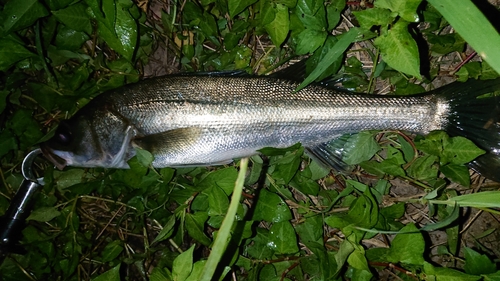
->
<box><xmin>40</xmin><ymin>144</ymin><xmax>68</xmax><ymax>170</ymax></box>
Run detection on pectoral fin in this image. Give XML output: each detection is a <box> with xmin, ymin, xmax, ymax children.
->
<box><xmin>306</xmin><ymin>134</ymin><xmax>353</xmax><ymax>173</ymax></box>
<box><xmin>132</xmin><ymin>127</ymin><xmax>203</xmax><ymax>154</ymax></box>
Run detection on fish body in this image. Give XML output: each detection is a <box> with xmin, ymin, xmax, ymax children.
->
<box><xmin>40</xmin><ymin>74</ymin><xmax>500</xmax><ymax>181</ymax></box>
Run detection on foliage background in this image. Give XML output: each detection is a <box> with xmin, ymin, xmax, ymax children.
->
<box><xmin>1</xmin><ymin>0</ymin><xmax>500</xmax><ymax>280</ymax></box>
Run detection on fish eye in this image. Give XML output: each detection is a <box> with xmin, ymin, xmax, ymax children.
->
<box><xmin>54</xmin><ymin>122</ymin><xmax>73</xmax><ymax>146</ymax></box>
<box><xmin>56</xmin><ymin>131</ymin><xmax>72</xmax><ymax>145</ymax></box>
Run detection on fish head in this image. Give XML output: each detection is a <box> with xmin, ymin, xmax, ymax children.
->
<box><xmin>41</xmin><ymin>110</ymin><xmax>135</xmax><ymax>169</ymax></box>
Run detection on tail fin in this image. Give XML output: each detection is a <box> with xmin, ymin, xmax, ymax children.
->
<box><xmin>438</xmin><ymin>78</ymin><xmax>500</xmax><ymax>182</ymax></box>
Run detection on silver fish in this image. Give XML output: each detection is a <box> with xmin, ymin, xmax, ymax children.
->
<box><xmin>40</xmin><ymin>73</ymin><xmax>500</xmax><ymax>181</ymax></box>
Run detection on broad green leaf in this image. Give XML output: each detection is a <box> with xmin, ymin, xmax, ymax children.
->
<box><xmin>463</xmin><ymin>247</ymin><xmax>497</xmax><ymax>275</ymax></box>
<box><xmin>375</xmin><ymin>0</ymin><xmax>422</xmax><ymax>23</ymax></box>
<box><xmin>326</xmin><ymin>0</ymin><xmax>345</xmax><ymax>31</ymax></box>
<box><xmin>440</xmin><ymin>164</ymin><xmax>470</xmax><ymax>187</ymax></box>
<box><xmin>173</xmin><ymin>245</ymin><xmax>195</xmax><ymax>281</ymax></box>
<box><xmin>343</xmin><ymin>132</ymin><xmax>381</xmax><ymax>165</ymax></box>
<box><xmin>295</xmin><ymin>0</ymin><xmax>327</xmax><ymax>30</ymax></box>
<box><xmin>443</xmin><ymin>136</ymin><xmax>485</xmax><ymax>165</ymax></box>
<box><xmin>52</xmin><ymin>2</ymin><xmax>93</xmax><ymax>34</ymax></box>
<box><xmin>406</xmin><ymin>154</ymin><xmax>438</xmax><ymax>181</ymax></box>
<box><xmin>228</xmin><ymin>0</ymin><xmax>258</xmax><ymax>18</ymax></box>
<box><xmin>27</xmin><ymin>207</ymin><xmax>61</xmax><ymax>222</ymax></box>
<box><xmin>415</xmin><ymin>130</ymin><xmax>450</xmax><ymax>157</ymax></box>
<box><xmin>423</xmin><ymin>262</ymin><xmax>481</xmax><ymax>281</ymax></box>
<box><xmin>374</xmin><ymin>21</ymin><xmax>421</xmax><ymax>79</ymax></box>
<box><xmin>387</xmin><ymin>224</ymin><xmax>425</xmax><ymax>265</ymax></box>
<box><xmin>428</xmin><ymin>0</ymin><xmax>500</xmax><ymax>76</ymax></box>
<box><xmin>295</xmin><ymin>215</ymin><xmax>323</xmax><ymax>244</ymax></box>
<box><xmin>0</xmin><ymin>38</ymin><xmax>36</xmax><ymax>71</ymax></box>
<box><xmin>268</xmin><ymin>221</ymin><xmax>299</xmax><ymax>254</ymax></box>
<box><xmin>101</xmin><ymin>240</ymin><xmax>124</xmax><ymax>263</ymax></box>
<box><xmin>185</xmin><ymin>212</ymin><xmax>212</xmax><ymax>246</ymax></box>
<box><xmin>91</xmin><ymin>264</ymin><xmax>121</xmax><ymax>281</ymax></box>
<box><xmin>206</xmin><ymin>185</ymin><xmax>229</xmax><ymax>216</ymax></box>
<box><xmin>1</xmin><ymin>0</ymin><xmax>49</xmax><ymax>34</ymax></box>
<box><xmin>198</xmin><ymin>167</ymin><xmax>238</xmax><ymax>195</ymax></box>
<box><xmin>53</xmin><ymin>169</ymin><xmax>85</xmax><ymax>190</ymax></box>
<box><xmin>297</xmin><ymin>28</ymin><xmax>361</xmax><ymax>91</ymax></box>
<box><xmin>264</xmin><ymin>4</ymin><xmax>289</xmax><ymax>47</ymax></box>
<box><xmin>252</xmin><ymin>189</ymin><xmax>292</xmax><ymax>223</ymax></box>
<box><xmin>0</xmin><ymin>129</ymin><xmax>17</xmax><ymax>158</ymax></box>
<box><xmin>135</xmin><ymin>147</ymin><xmax>154</xmax><ymax>167</ymax></box>
<box><xmin>352</xmin><ymin>8</ymin><xmax>394</xmax><ymax>30</ymax></box>
<box><xmin>269</xmin><ymin>147</ymin><xmax>303</xmax><ymax>185</ymax></box>
<box><xmin>295</xmin><ymin>29</ymin><xmax>327</xmax><ymax>55</ymax></box>
<box><xmin>398</xmin><ymin>135</ymin><xmax>415</xmax><ymax>162</ymax></box>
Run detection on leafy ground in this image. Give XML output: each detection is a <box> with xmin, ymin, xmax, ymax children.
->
<box><xmin>1</xmin><ymin>0</ymin><xmax>500</xmax><ymax>280</ymax></box>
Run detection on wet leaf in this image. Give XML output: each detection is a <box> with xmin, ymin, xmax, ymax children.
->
<box><xmin>375</xmin><ymin>0</ymin><xmax>422</xmax><ymax>23</ymax></box>
<box><xmin>1</xmin><ymin>0</ymin><xmax>49</xmax><ymax>34</ymax></box>
<box><xmin>264</xmin><ymin>4</ymin><xmax>289</xmax><ymax>47</ymax></box>
<box><xmin>0</xmin><ymin>38</ymin><xmax>36</xmax><ymax>71</ymax></box>
<box><xmin>268</xmin><ymin>221</ymin><xmax>299</xmax><ymax>254</ymax></box>
<box><xmin>343</xmin><ymin>132</ymin><xmax>381</xmax><ymax>165</ymax></box>
<box><xmin>252</xmin><ymin>189</ymin><xmax>292</xmax><ymax>223</ymax></box>
<box><xmin>27</xmin><ymin>207</ymin><xmax>61</xmax><ymax>222</ymax></box>
<box><xmin>52</xmin><ymin>2</ymin><xmax>92</xmax><ymax>34</ymax></box>
<box><xmin>374</xmin><ymin>21</ymin><xmax>421</xmax><ymax>79</ymax></box>
<box><xmin>91</xmin><ymin>264</ymin><xmax>121</xmax><ymax>281</ymax></box>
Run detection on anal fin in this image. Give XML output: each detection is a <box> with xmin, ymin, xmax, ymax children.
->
<box><xmin>306</xmin><ymin>134</ymin><xmax>353</xmax><ymax>174</ymax></box>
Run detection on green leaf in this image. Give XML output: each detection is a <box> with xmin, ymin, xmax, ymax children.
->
<box><xmin>435</xmin><ymin>191</ymin><xmax>500</xmax><ymax>209</ymax></box>
<box><xmin>463</xmin><ymin>247</ymin><xmax>497</xmax><ymax>275</ymax></box>
<box><xmin>173</xmin><ymin>245</ymin><xmax>195</xmax><ymax>281</ymax></box>
<box><xmin>198</xmin><ymin>167</ymin><xmax>238</xmax><ymax>195</ymax></box>
<box><xmin>52</xmin><ymin>2</ymin><xmax>93</xmax><ymax>34</ymax></box>
<box><xmin>135</xmin><ymin>147</ymin><xmax>154</xmax><ymax>167</ymax></box>
<box><xmin>264</xmin><ymin>4</ymin><xmax>289</xmax><ymax>47</ymax></box>
<box><xmin>268</xmin><ymin>221</ymin><xmax>299</xmax><ymax>254</ymax></box>
<box><xmin>101</xmin><ymin>240</ymin><xmax>124</xmax><ymax>263</ymax></box>
<box><xmin>427</xmin><ymin>0</ymin><xmax>500</xmax><ymax>76</ymax></box>
<box><xmin>374</xmin><ymin>20</ymin><xmax>421</xmax><ymax>79</ymax></box>
<box><xmin>297</xmin><ymin>28</ymin><xmax>361</xmax><ymax>91</ymax></box>
<box><xmin>375</xmin><ymin>0</ymin><xmax>422</xmax><ymax>23</ymax></box>
<box><xmin>1</xmin><ymin>0</ymin><xmax>49</xmax><ymax>34</ymax></box>
<box><xmin>295</xmin><ymin>29</ymin><xmax>327</xmax><ymax>55</ymax></box>
<box><xmin>252</xmin><ymin>189</ymin><xmax>292</xmax><ymax>223</ymax></box>
<box><xmin>185</xmin><ymin>212</ymin><xmax>212</xmax><ymax>246</ymax></box>
<box><xmin>326</xmin><ymin>0</ymin><xmax>345</xmax><ymax>31</ymax></box>
<box><xmin>443</xmin><ymin>136</ymin><xmax>485</xmax><ymax>165</ymax></box>
<box><xmin>295</xmin><ymin>0</ymin><xmax>327</xmax><ymax>30</ymax></box>
<box><xmin>228</xmin><ymin>0</ymin><xmax>258</xmax><ymax>18</ymax></box>
<box><xmin>440</xmin><ymin>164</ymin><xmax>470</xmax><ymax>187</ymax></box>
<box><xmin>91</xmin><ymin>264</ymin><xmax>121</xmax><ymax>281</ymax></box>
<box><xmin>423</xmin><ymin>262</ymin><xmax>481</xmax><ymax>281</ymax></box>
<box><xmin>0</xmin><ymin>38</ymin><xmax>36</xmax><ymax>71</ymax></box>
<box><xmin>27</xmin><ymin>207</ymin><xmax>61</xmax><ymax>222</ymax></box>
<box><xmin>343</xmin><ymin>132</ymin><xmax>381</xmax><ymax>165</ymax></box>
<box><xmin>152</xmin><ymin>215</ymin><xmax>176</xmax><ymax>244</ymax></box>
<box><xmin>352</xmin><ymin>8</ymin><xmax>394</xmax><ymax>30</ymax></box>
<box><xmin>295</xmin><ymin>215</ymin><xmax>323</xmax><ymax>244</ymax></box>
<box><xmin>406</xmin><ymin>154</ymin><xmax>438</xmax><ymax>181</ymax></box>
<box><xmin>206</xmin><ymin>185</ymin><xmax>229</xmax><ymax>216</ymax></box>
<box><xmin>387</xmin><ymin>224</ymin><xmax>425</xmax><ymax>265</ymax></box>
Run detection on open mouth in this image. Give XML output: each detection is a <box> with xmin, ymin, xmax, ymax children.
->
<box><xmin>40</xmin><ymin>144</ymin><xmax>68</xmax><ymax>170</ymax></box>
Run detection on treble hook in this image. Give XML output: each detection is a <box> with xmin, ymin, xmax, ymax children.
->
<box><xmin>0</xmin><ymin>148</ymin><xmax>45</xmax><ymax>257</ymax></box>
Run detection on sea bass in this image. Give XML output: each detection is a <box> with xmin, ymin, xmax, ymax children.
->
<box><xmin>40</xmin><ymin>72</ymin><xmax>500</xmax><ymax>182</ymax></box>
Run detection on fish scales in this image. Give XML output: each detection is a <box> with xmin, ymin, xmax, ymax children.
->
<box><xmin>89</xmin><ymin>76</ymin><xmax>444</xmax><ymax>166</ymax></box>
